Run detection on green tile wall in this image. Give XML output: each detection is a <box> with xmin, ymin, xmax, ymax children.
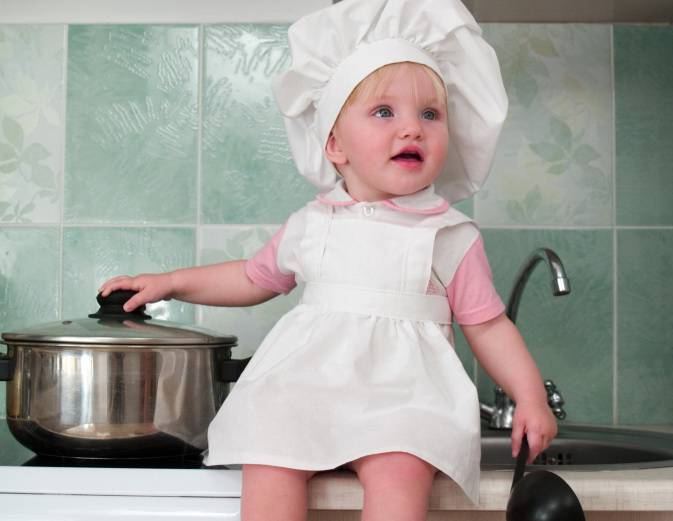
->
<box><xmin>65</xmin><ymin>25</ymin><xmax>199</xmax><ymax>224</ymax></box>
<box><xmin>478</xmin><ymin>25</ymin><xmax>613</xmax><ymax>226</ymax></box>
<box><xmin>1</xmin><ymin>23</ymin><xmax>673</xmax><ymax>431</ymax></box>
<box><xmin>62</xmin><ymin>226</ymin><xmax>197</xmax><ymax>320</ymax></box>
<box><xmin>618</xmin><ymin>230</ymin><xmax>673</xmax><ymax>424</ymax></box>
<box><xmin>202</xmin><ymin>25</ymin><xmax>315</xmax><ymax>224</ymax></box>
<box><xmin>615</xmin><ymin>27</ymin><xmax>673</xmax><ymax>226</ymax></box>
<box><xmin>0</xmin><ymin>25</ymin><xmax>65</xmax><ymax>223</ymax></box>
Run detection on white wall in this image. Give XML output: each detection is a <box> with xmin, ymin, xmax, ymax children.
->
<box><xmin>0</xmin><ymin>0</ymin><xmax>332</xmax><ymax>23</ymax></box>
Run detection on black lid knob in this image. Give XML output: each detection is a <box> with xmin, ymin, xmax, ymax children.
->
<box><xmin>88</xmin><ymin>290</ymin><xmax>152</xmax><ymax>320</ymax></box>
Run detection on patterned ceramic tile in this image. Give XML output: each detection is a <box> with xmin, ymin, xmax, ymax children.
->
<box><xmin>476</xmin><ymin>229</ymin><xmax>613</xmax><ymax>425</ymax></box>
<box><xmin>477</xmin><ymin>24</ymin><xmax>613</xmax><ymax>226</ymax></box>
<box><xmin>0</xmin><ymin>226</ymin><xmax>60</xmax><ymax>416</ymax></box>
<box><xmin>617</xmin><ymin>230</ymin><xmax>673</xmax><ymax>425</ymax></box>
<box><xmin>62</xmin><ymin>226</ymin><xmax>196</xmax><ymax>322</ymax></box>
<box><xmin>615</xmin><ymin>26</ymin><xmax>673</xmax><ymax>226</ymax></box>
<box><xmin>0</xmin><ymin>227</ymin><xmax>60</xmax><ymax>333</ymax></box>
<box><xmin>0</xmin><ymin>25</ymin><xmax>65</xmax><ymax>223</ymax></box>
<box><xmin>199</xmin><ymin>226</ymin><xmax>302</xmax><ymax>360</ymax></box>
<box><xmin>202</xmin><ymin>24</ymin><xmax>316</xmax><ymax>225</ymax></box>
<box><xmin>65</xmin><ymin>25</ymin><xmax>198</xmax><ymax>224</ymax></box>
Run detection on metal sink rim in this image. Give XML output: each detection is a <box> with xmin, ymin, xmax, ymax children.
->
<box><xmin>480</xmin><ymin>423</ymin><xmax>673</xmax><ymax>471</ymax></box>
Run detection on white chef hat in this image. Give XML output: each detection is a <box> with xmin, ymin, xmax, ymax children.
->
<box><xmin>271</xmin><ymin>0</ymin><xmax>509</xmax><ymax>204</ymax></box>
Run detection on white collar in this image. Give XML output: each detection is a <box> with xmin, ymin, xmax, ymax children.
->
<box><xmin>316</xmin><ymin>179</ymin><xmax>449</xmax><ymax>215</ymax></box>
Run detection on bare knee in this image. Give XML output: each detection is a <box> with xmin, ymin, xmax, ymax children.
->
<box><xmin>350</xmin><ymin>452</ymin><xmax>438</xmax><ymax>491</ymax></box>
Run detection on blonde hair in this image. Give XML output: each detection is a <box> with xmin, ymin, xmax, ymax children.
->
<box><xmin>336</xmin><ymin>61</ymin><xmax>447</xmax><ymax>123</ymax></box>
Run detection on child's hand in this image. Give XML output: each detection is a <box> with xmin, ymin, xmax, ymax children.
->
<box><xmin>98</xmin><ymin>273</ymin><xmax>175</xmax><ymax>312</ymax></box>
<box><xmin>511</xmin><ymin>398</ymin><xmax>558</xmax><ymax>464</ymax></box>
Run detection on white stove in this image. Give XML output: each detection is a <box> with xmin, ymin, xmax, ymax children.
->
<box><xmin>0</xmin><ymin>425</ymin><xmax>242</xmax><ymax>520</ymax></box>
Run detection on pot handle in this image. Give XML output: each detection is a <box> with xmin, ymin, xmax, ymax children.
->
<box><xmin>218</xmin><ymin>356</ymin><xmax>252</xmax><ymax>382</ymax></box>
<box><xmin>0</xmin><ymin>353</ymin><xmax>15</xmax><ymax>381</ymax></box>
<box><xmin>89</xmin><ymin>290</ymin><xmax>152</xmax><ymax>320</ymax></box>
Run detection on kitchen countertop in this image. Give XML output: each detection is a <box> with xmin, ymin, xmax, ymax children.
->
<box><xmin>308</xmin><ymin>466</ymin><xmax>673</xmax><ymax>511</ymax></box>
<box><xmin>308</xmin><ymin>423</ymin><xmax>673</xmax><ymax>512</ymax></box>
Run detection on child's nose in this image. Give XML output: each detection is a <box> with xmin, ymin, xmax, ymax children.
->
<box><xmin>398</xmin><ymin>117</ymin><xmax>423</xmax><ymax>139</ymax></box>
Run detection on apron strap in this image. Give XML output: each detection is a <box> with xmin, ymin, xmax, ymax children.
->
<box><xmin>300</xmin><ymin>282</ymin><xmax>452</xmax><ymax>324</ymax></box>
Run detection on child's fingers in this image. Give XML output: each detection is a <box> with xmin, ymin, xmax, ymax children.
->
<box><xmin>511</xmin><ymin>423</ymin><xmax>525</xmax><ymax>458</ymax></box>
<box><xmin>99</xmin><ymin>276</ymin><xmax>136</xmax><ymax>297</ymax></box>
<box><xmin>99</xmin><ymin>283</ymin><xmax>117</xmax><ymax>297</ymax></box>
<box><xmin>98</xmin><ymin>277</ymin><xmax>118</xmax><ymax>294</ymax></box>
<box><xmin>525</xmin><ymin>430</ymin><xmax>545</xmax><ymax>464</ymax></box>
<box><xmin>123</xmin><ymin>291</ymin><xmax>148</xmax><ymax>312</ymax></box>
<box><xmin>124</xmin><ymin>288</ymin><xmax>158</xmax><ymax>312</ymax></box>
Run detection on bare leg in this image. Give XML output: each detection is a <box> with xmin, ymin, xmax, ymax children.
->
<box><xmin>241</xmin><ymin>464</ymin><xmax>317</xmax><ymax>521</ymax></box>
<box><xmin>347</xmin><ymin>452</ymin><xmax>438</xmax><ymax>521</ymax></box>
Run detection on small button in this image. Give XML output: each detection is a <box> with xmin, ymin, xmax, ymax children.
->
<box><xmin>362</xmin><ymin>206</ymin><xmax>375</xmax><ymax>217</ymax></box>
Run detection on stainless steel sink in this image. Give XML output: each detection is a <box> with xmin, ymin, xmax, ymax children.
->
<box><xmin>481</xmin><ymin>424</ymin><xmax>673</xmax><ymax>470</ymax></box>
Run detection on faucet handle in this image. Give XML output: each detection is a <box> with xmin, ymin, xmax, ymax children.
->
<box><xmin>494</xmin><ymin>385</ymin><xmax>513</xmax><ymax>406</ymax></box>
<box><xmin>489</xmin><ymin>385</ymin><xmax>515</xmax><ymax>429</ymax></box>
<box><xmin>544</xmin><ymin>379</ymin><xmax>567</xmax><ymax>420</ymax></box>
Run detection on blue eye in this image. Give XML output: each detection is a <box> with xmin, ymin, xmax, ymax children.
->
<box><xmin>373</xmin><ymin>106</ymin><xmax>393</xmax><ymax>118</ymax></box>
<box><xmin>422</xmin><ymin>109</ymin><xmax>437</xmax><ymax>120</ymax></box>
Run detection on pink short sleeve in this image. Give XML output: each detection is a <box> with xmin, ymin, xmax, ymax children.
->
<box><xmin>245</xmin><ymin>224</ymin><xmax>297</xmax><ymax>295</ymax></box>
<box><xmin>447</xmin><ymin>236</ymin><xmax>505</xmax><ymax>325</ymax></box>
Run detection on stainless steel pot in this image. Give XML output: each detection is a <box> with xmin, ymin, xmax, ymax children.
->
<box><xmin>0</xmin><ymin>291</ymin><xmax>250</xmax><ymax>459</ymax></box>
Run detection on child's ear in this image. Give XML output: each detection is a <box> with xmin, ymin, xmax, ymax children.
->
<box><xmin>325</xmin><ymin>131</ymin><xmax>347</xmax><ymax>165</ymax></box>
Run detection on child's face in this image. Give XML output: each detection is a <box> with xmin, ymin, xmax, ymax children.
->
<box><xmin>325</xmin><ymin>65</ymin><xmax>448</xmax><ymax>202</ymax></box>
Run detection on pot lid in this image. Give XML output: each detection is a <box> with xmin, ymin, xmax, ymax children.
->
<box><xmin>1</xmin><ymin>291</ymin><xmax>237</xmax><ymax>347</ymax></box>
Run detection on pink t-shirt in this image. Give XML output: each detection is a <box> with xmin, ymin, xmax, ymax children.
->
<box><xmin>245</xmin><ymin>225</ymin><xmax>504</xmax><ymax>326</ymax></box>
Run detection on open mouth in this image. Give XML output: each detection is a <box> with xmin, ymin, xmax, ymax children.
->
<box><xmin>392</xmin><ymin>148</ymin><xmax>424</xmax><ymax>163</ymax></box>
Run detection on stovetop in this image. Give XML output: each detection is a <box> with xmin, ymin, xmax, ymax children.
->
<box><xmin>0</xmin><ymin>421</ymin><xmax>239</xmax><ymax>470</ymax></box>
<box><xmin>0</xmin><ymin>420</ymin><xmax>243</xmax><ymax>505</ymax></box>
<box><xmin>21</xmin><ymin>453</ymin><xmax>205</xmax><ymax>468</ymax></box>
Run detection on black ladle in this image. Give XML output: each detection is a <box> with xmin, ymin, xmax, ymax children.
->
<box><xmin>506</xmin><ymin>435</ymin><xmax>586</xmax><ymax>521</ymax></box>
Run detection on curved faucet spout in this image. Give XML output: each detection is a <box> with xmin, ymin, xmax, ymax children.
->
<box><xmin>506</xmin><ymin>247</ymin><xmax>571</xmax><ymax>324</ymax></box>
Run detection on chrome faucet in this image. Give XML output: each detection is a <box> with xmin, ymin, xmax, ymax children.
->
<box><xmin>480</xmin><ymin>247</ymin><xmax>570</xmax><ymax>430</ymax></box>
<box><xmin>506</xmin><ymin>247</ymin><xmax>571</xmax><ymax>323</ymax></box>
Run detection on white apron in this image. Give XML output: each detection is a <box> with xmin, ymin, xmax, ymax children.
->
<box><xmin>204</xmin><ymin>197</ymin><xmax>483</xmax><ymax>504</ymax></box>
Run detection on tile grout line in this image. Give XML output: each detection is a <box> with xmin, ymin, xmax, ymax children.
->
<box><xmin>195</xmin><ymin>24</ymin><xmax>205</xmax><ymax>326</ymax></box>
<box><xmin>611</xmin><ymin>25</ymin><xmax>619</xmax><ymax>427</ymax></box>
<box><xmin>58</xmin><ymin>24</ymin><xmax>69</xmax><ymax>322</ymax></box>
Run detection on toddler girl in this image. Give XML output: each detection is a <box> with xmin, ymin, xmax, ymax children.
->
<box><xmin>99</xmin><ymin>0</ymin><xmax>557</xmax><ymax>520</ymax></box>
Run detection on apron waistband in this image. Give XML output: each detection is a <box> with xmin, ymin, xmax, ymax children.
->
<box><xmin>300</xmin><ymin>282</ymin><xmax>451</xmax><ymax>324</ymax></box>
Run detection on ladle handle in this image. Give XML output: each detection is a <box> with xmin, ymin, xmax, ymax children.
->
<box><xmin>511</xmin><ymin>434</ymin><xmax>530</xmax><ymax>492</ymax></box>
